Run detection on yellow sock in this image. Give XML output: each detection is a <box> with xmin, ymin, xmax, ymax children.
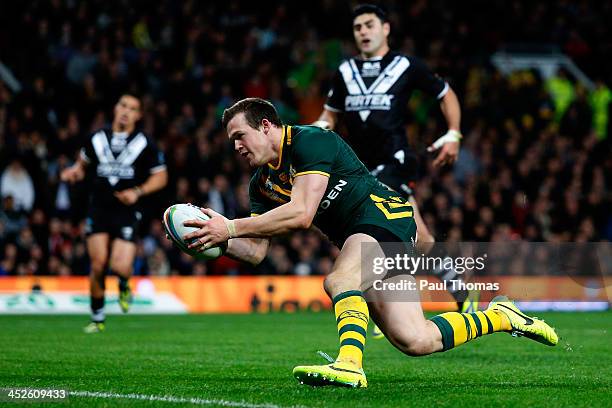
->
<box><xmin>430</xmin><ymin>310</ymin><xmax>511</xmax><ymax>351</ymax></box>
<box><xmin>333</xmin><ymin>290</ymin><xmax>369</xmax><ymax>367</ymax></box>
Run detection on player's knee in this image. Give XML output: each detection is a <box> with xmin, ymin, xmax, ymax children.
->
<box><xmin>415</xmin><ymin>232</ymin><xmax>435</xmax><ymax>254</ymax></box>
<box><xmin>323</xmin><ymin>274</ymin><xmax>337</xmax><ymax>299</ymax></box>
<box><xmin>90</xmin><ymin>258</ymin><xmax>107</xmax><ymax>275</ymax></box>
<box><xmin>419</xmin><ymin>230</ymin><xmax>435</xmax><ymax>244</ymax></box>
<box><xmin>387</xmin><ymin>328</ymin><xmax>436</xmax><ymax>357</ymax></box>
<box><xmin>404</xmin><ymin>336</ymin><xmax>437</xmax><ymax>356</ymax></box>
<box><xmin>323</xmin><ymin>271</ymin><xmax>356</xmax><ymax>299</ymax></box>
<box><xmin>111</xmin><ymin>262</ymin><xmax>132</xmax><ymax>277</ymax></box>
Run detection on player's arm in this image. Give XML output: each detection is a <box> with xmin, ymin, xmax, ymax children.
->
<box><xmin>61</xmin><ymin>134</ymin><xmax>100</xmax><ymax>183</ymax></box>
<box><xmin>116</xmin><ymin>142</ymin><xmax>169</xmax><ymax>205</ymax></box>
<box><xmin>183</xmin><ymin>174</ymin><xmax>328</xmax><ymax>248</ymax></box>
<box><xmin>439</xmin><ymin>87</ymin><xmax>461</xmax><ymax>134</ymax></box>
<box><xmin>428</xmin><ymin>86</ymin><xmax>462</xmax><ymax>167</ymax></box>
<box><xmin>174</xmin><ymin>206</ymin><xmax>270</xmax><ymax>265</ymax></box>
<box><xmin>410</xmin><ymin>57</ymin><xmax>463</xmax><ymax>167</ymax></box>
<box><xmin>135</xmin><ymin>169</ymin><xmax>168</xmax><ymax>197</ymax></box>
<box><xmin>225</xmin><ymin>237</ymin><xmax>270</xmax><ymax>266</ymax></box>
<box><xmin>313</xmin><ymin>68</ymin><xmax>344</xmax><ymax>131</ymax></box>
<box><xmin>234</xmin><ymin>173</ymin><xmax>327</xmax><ymax>236</ymax></box>
<box><xmin>60</xmin><ymin>155</ymin><xmax>88</xmax><ymax>184</ymax></box>
<box><xmin>114</xmin><ymin>168</ymin><xmax>168</xmax><ymax>205</ymax></box>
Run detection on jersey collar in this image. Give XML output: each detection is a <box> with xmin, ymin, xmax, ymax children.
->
<box><xmin>359</xmin><ymin>55</ymin><xmax>383</xmax><ymax>61</ymax></box>
<box><xmin>268</xmin><ymin>125</ymin><xmax>291</xmax><ymax>170</ymax></box>
<box><xmin>356</xmin><ymin>50</ymin><xmax>392</xmax><ymax>62</ymax></box>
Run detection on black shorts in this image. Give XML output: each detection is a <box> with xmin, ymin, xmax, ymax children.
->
<box><xmin>369</xmin><ymin>149</ymin><xmax>419</xmax><ymax>199</ymax></box>
<box><xmin>85</xmin><ymin>207</ymin><xmax>142</xmax><ymax>242</ymax></box>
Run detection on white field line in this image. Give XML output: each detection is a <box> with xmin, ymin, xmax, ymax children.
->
<box><xmin>70</xmin><ymin>390</ymin><xmax>308</xmax><ymax>408</ymax></box>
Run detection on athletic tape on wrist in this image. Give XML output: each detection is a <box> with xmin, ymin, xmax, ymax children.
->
<box><xmin>446</xmin><ymin>129</ymin><xmax>462</xmax><ymax>141</ymax></box>
<box><xmin>226</xmin><ymin>220</ymin><xmax>237</xmax><ymax>239</ymax></box>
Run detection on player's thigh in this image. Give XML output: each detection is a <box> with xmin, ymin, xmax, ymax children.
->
<box><xmin>87</xmin><ymin>233</ymin><xmax>110</xmax><ymax>273</ymax></box>
<box><xmin>325</xmin><ymin>233</ymin><xmax>383</xmax><ymax>298</ymax></box>
<box><xmin>109</xmin><ymin>238</ymin><xmax>137</xmax><ymax>274</ymax></box>
<box><xmin>408</xmin><ymin>195</ymin><xmax>434</xmax><ymax>250</ymax></box>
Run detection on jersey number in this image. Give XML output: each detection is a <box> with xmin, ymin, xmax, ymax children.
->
<box><xmin>369</xmin><ymin>194</ymin><xmax>413</xmax><ymax>220</ymax></box>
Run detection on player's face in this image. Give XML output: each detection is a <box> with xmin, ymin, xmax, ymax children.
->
<box><xmin>114</xmin><ymin>96</ymin><xmax>142</xmax><ymax>129</ymax></box>
<box><xmin>353</xmin><ymin>13</ymin><xmax>390</xmax><ymax>57</ymax></box>
<box><xmin>227</xmin><ymin>113</ymin><xmax>270</xmax><ymax>167</ymax></box>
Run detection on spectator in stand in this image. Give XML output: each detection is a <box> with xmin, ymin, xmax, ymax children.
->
<box><xmin>0</xmin><ymin>1</ymin><xmax>609</xmax><ymax>278</ymax></box>
<box><xmin>1</xmin><ymin>158</ymin><xmax>35</xmax><ymax>212</ymax></box>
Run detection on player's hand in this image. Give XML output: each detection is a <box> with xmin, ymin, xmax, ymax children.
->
<box><xmin>114</xmin><ymin>188</ymin><xmax>140</xmax><ymax>205</ymax></box>
<box><xmin>60</xmin><ymin>166</ymin><xmax>84</xmax><ymax>184</ymax></box>
<box><xmin>183</xmin><ymin>208</ymin><xmax>230</xmax><ymax>251</ymax></box>
<box><xmin>427</xmin><ymin>130</ymin><xmax>462</xmax><ymax>167</ymax></box>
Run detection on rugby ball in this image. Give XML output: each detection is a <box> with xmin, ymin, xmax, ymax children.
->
<box><xmin>162</xmin><ymin>204</ymin><xmax>225</xmax><ymax>260</ymax></box>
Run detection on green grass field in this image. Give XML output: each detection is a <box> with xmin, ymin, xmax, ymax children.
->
<box><xmin>1</xmin><ymin>312</ymin><xmax>611</xmax><ymax>407</ymax></box>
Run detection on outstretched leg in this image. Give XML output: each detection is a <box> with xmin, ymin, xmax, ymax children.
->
<box><xmin>368</xmin><ymin>279</ymin><xmax>557</xmax><ymax>356</ymax></box>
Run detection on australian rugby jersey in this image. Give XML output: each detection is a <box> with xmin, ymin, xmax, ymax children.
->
<box><xmin>248</xmin><ymin>125</ymin><xmax>411</xmax><ymax>243</ymax></box>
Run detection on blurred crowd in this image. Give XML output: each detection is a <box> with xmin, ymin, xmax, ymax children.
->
<box><xmin>0</xmin><ymin>0</ymin><xmax>610</xmax><ymax>276</ymax></box>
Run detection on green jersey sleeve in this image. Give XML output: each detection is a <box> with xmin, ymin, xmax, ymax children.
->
<box><xmin>291</xmin><ymin>126</ymin><xmax>338</xmax><ymax>177</ymax></box>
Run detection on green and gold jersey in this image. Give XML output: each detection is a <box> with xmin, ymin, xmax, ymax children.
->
<box><xmin>249</xmin><ymin>125</ymin><xmax>415</xmax><ymax>244</ymax></box>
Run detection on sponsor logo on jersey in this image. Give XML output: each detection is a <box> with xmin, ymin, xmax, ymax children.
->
<box><xmin>361</xmin><ymin>61</ymin><xmax>381</xmax><ymax>77</ymax></box>
<box><xmin>260</xmin><ymin>176</ymin><xmax>290</xmax><ymax>204</ymax></box>
<box><xmin>345</xmin><ymin>94</ymin><xmax>394</xmax><ymax>111</ymax></box>
<box><xmin>97</xmin><ymin>163</ymin><xmax>135</xmax><ymax>179</ymax></box>
<box><xmin>110</xmin><ymin>132</ymin><xmax>129</xmax><ymax>153</ymax></box>
<box><xmin>318</xmin><ymin>179</ymin><xmax>348</xmax><ymax>214</ymax></box>
<box><xmin>338</xmin><ymin>56</ymin><xmax>410</xmax><ymax>121</ymax></box>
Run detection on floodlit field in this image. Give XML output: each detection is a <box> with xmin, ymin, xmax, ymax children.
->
<box><xmin>1</xmin><ymin>312</ymin><xmax>611</xmax><ymax>407</ymax></box>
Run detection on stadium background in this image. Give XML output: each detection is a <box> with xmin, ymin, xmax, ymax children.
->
<box><xmin>0</xmin><ymin>1</ymin><xmax>610</xmax><ymax>302</ymax></box>
<box><xmin>0</xmin><ymin>2</ymin><xmax>611</xmax><ymax>407</ymax></box>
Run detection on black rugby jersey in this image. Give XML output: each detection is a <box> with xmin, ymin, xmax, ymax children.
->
<box><xmin>325</xmin><ymin>51</ymin><xmax>448</xmax><ymax>169</ymax></box>
<box><xmin>80</xmin><ymin>128</ymin><xmax>166</xmax><ymax>209</ymax></box>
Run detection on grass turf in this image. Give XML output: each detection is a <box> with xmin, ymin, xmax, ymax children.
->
<box><xmin>0</xmin><ymin>312</ymin><xmax>610</xmax><ymax>407</ymax></box>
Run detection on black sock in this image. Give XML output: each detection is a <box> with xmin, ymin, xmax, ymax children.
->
<box><xmin>118</xmin><ymin>275</ymin><xmax>129</xmax><ymax>292</ymax></box>
<box><xmin>97</xmin><ymin>272</ymin><xmax>106</xmax><ymax>291</ymax></box>
<box><xmin>91</xmin><ymin>296</ymin><xmax>105</xmax><ymax>323</ymax></box>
